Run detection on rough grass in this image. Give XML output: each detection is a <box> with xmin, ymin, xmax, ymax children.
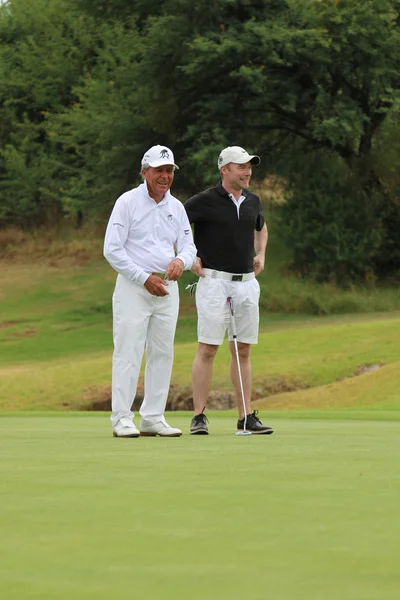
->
<box><xmin>0</xmin><ymin>224</ymin><xmax>103</xmax><ymax>262</ymax></box>
<box><xmin>261</xmin><ymin>231</ymin><xmax>400</xmax><ymax>315</ymax></box>
<box><xmin>0</xmin><ymin>414</ymin><xmax>399</xmax><ymax>600</ymax></box>
<box><xmin>1</xmin><ymin>315</ymin><xmax>399</xmax><ymax>412</ymax></box>
<box><xmin>1</xmin><ymin>218</ymin><xmax>400</xmax><ymax>325</ymax></box>
<box><xmin>1</xmin><ymin>225</ymin><xmax>399</xmax><ymax>412</ymax></box>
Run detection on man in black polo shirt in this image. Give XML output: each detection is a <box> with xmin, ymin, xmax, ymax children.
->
<box><xmin>184</xmin><ymin>146</ymin><xmax>274</xmax><ymax>435</ymax></box>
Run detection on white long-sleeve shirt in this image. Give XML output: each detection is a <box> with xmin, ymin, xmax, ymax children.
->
<box><xmin>104</xmin><ymin>182</ymin><xmax>197</xmax><ymax>285</ymax></box>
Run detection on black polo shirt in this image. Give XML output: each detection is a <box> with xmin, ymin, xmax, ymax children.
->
<box><xmin>184</xmin><ymin>181</ymin><xmax>265</xmax><ymax>273</ymax></box>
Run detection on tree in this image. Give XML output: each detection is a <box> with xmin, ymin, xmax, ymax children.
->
<box><xmin>156</xmin><ymin>0</ymin><xmax>400</xmax><ymax>279</ymax></box>
<box><xmin>0</xmin><ymin>0</ymin><xmax>115</xmax><ymax>226</ymax></box>
<box><xmin>1</xmin><ymin>0</ymin><xmax>399</xmax><ymax>282</ymax></box>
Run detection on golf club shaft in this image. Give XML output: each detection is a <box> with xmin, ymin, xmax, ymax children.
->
<box><xmin>228</xmin><ymin>297</ymin><xmax>247</xmax><ymax>431</ymax></box>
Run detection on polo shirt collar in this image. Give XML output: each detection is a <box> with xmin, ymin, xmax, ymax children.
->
<box><xmin>216</xmin><ymin>180</ymin><xmax>249</xmax><ymax>199</ymax></box>
<box><xmin>141</xmin><ymin>181</ymin><xmax>171</xmax><ymax>204</ymax></box>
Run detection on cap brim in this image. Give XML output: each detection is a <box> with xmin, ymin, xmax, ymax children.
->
<box><xmin>147</xmin><ymin>161</ymin><xmax>179</xmax><ymax>169</ymax></box>
<box><xmin>224</xmin><ymin>154</ymin><xmax>261</xmax><ymax>166</ymax></box>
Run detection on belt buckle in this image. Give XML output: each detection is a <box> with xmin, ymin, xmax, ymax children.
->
<box><xmin>232</xmin><ymin>275</ymin><xmax>243</xmax><ymax>282</ymax></box>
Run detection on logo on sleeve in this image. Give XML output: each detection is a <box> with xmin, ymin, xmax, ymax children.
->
<box><xmin>184</xmin><ymin>230</ymin><xmax>189</xmax><ymax>235</ymax></box>
<box><xmin>168</xmin><ymin>214</ymin><xmax>173</xmax><ymax>222</ymax></box>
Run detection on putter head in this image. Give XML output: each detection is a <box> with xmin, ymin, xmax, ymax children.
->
<box><xmin>235</xmin><ymin>430</ymin><xmax>252</xmax><ymax>436</ymax></box>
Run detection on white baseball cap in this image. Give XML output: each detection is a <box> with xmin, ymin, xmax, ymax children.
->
<box><xmin>141</xmin><ymin>145</ymin><xmax>179</xmax><ymax>169</ymax></box>
<box><xmin>218</xmin><ymin>146</ymin><xmax>260</xmax><ymax>168</ymax></box>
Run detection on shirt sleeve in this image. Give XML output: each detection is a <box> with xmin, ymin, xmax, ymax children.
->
<box><xmin>255</xmin><ymin>196</ymin><xmax>265</xmax><ymax>231</ymax></box>
<box><xmin>103</xmin><ymin>195</ymin><xmax>149</xmax><ymax>285</ymax></box>
<box><xmin>183</xmin><ymin>194</ymin><xmax>202</xmax><ymax>224</ymax></box>
<box><xmin>175</xmin><ymin>204</ymin><xmax>197</xmax><ymax>269</ymax></box>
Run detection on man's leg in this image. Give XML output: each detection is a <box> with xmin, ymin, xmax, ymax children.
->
<box><xmin>229</xmin><ymin>341</ymin><xmax>252</xmax><ymax>418</ymax></box>
<box><xmin>191</xmin><ymin>276</ymin><xmax>229</xmax><ymax>433</ymax></box>
<box><xmin>192</xmin><ymin>342</ymin><xmax>219</xmax><ymax>414</ymax></box>
<box><xmin>111</xmin><ymin>276</ymin><xmax>150</xmax><ymax>434</ymax></box>
<box><xmin>139</xmin><ymin>281</ymin><xmax>180</xmax><ymax>433</ymax></box>
<box><xmin>190</xmin><ymin>342</ymin><xmax>219</xmax><ymax>434</ymax></box>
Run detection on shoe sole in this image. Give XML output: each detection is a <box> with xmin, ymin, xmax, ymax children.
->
<box><xmin>190</xmin><ymin>429</ymin><xmax>209</xmax><ymax>435</ymax></box>
<box><xmin>140</xmin><ymin>432</ymin><xmax>182</xmax><ymax>437</ymax></box>
<box><xmin>236</xmin><ymin>429</ymin><xmax>274</xmax><ymax>435</ymax></box>
<box><xmin>112</xmin><ymin>432</ymin><xmax>140</xmax><ymax>438</ymax></box>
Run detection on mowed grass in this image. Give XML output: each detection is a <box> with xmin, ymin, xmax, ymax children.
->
<box><xmin>0</xmin><ymin>414</ymin><xmax>399</xmax><ymax>600</ymax></box>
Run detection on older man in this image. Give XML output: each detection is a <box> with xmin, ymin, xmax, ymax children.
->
<box><xmin>184</xmin><ymin>146</ymin><xmax>273</xmax><ymax>436</ymax></box>
<box><xmin>104</xmin><ymin>145</ymin><xmax>197</xmax><ymax>438</ymax></box>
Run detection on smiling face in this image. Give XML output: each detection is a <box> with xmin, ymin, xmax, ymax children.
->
<box><xmin>221</xmin><ymin>161</ymin><xmax>252</xmax><ymax>192</ymax></box>
<box><xmin>142</xmin><ymin>165</ymin><xmax>175</xmax><ymax>202</ymax></box>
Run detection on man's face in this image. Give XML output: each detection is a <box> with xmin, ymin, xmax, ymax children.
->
<box><xmin>142</xmin><ymin>165</ymin><xmax>175</xmax><ymax>200</ymax></box>
<box><xmin>221</xmin><ymin>161</ymin><xmax>252</xmax><ymax>190</ymax></box>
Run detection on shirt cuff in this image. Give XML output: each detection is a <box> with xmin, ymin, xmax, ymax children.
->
<box><xmin>175</xmin><ymin>255</ymin><xmax>187</xmax><ymax>270</ymax></box>
<box><xmin>137</xmin><ymin>271</ymin><xmax>150</xmax><ymax>286</ymax></box>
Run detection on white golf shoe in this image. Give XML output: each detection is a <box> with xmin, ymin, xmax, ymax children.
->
<box><xmin>140</xmin><ymin>419</ymin><xmax>182</xmax><ymax>437</ymax></box>
<box><xmin>112</xmin><ymin>417</ymin><xmax>140</xmax><ymax>438</ymax></box>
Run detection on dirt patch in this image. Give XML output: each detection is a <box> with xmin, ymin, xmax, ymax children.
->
<box><xmin>353</xmin><ymin>363</ymin><xmax>384</xmax><ymax>376</ymax></box>
<box><xmin>0</xmin><ymin>321</ymin><xmax>19</xmax><ymax>330</ymax></box>
<box><xmin>336</xmin><ymin>362</ymin><xmax>384</xmax><ymax>381</ymax></box>
<box><xmin>82</xmin><ymin>375</ymin><xmax>309</xmax><ymax>412</ymax></box>
<box><xmin>11</xmin><ymin>328</ymin><xmax>37</xmax><ymax>338</ymax></box>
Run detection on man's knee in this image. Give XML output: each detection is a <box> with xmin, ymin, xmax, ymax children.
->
<box><xmin>197</xmin><ymin>342</ymin><xmax>219</xmax><ymax>361</ymax></box>
<box><xmin>230</xmin><ymin>342</ymin><xmax>251</xmax><ymax>360</ymax></box>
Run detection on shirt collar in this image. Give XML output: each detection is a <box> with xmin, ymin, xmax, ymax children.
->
<box><xmin>216</xmin><ymin>180</ymin><xmax>249</xmax><ymax>199</ymax></box>
<box><xmin>141</xmin><ymin>181</ymin><xmax>171</xmax><ymax>204</ymax></box>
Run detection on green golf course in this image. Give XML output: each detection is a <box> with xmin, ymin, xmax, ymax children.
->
<box><xmin>1</xmin><ymin>251</ymin><xmax>400</xmax><ymax>599</ymax></box>
<box><xmin>2</xmin><ymin>0</ymin><xmax>400</xmax><ymax>596</ymax></box>
<box><xmin>1</xmin><ymin>414</ymin><xmax>399</xmax><ymax>600</ymax></box>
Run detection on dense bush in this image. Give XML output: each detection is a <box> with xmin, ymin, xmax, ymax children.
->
<box><xmin>279</xmin><ymin>154</ymin><xmax>383</xmax><ymax>285</ymax></box>
<box><xmin>1</xmin><ymin>0</ymin><xmax>399</xmax><ymax>282</ymax></box>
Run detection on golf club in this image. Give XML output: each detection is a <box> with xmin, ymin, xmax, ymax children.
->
<box><xmin>227</xmin><ymin>296</ymin><xmax>252</xmax><ymax>436</ymax></box>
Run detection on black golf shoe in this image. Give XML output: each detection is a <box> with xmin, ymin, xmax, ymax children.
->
<box><xmin>237</xmin><ymin>410</ymin><xmax>274</xmax><ymax>435</ymax></box>
<box><xmin>190</xmin><ymin>411</ymin><xmax>209</xmax><ymax>435</ymax></box>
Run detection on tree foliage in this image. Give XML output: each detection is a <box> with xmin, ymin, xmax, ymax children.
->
<box><xmin>0</xmin><ymin>0</ymin><xmax>399</xmax><ymax>281</ymax></box>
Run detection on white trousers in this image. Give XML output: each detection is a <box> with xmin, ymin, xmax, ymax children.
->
<box><xmin>110</xmin><ymin>274</ymin><xmax>179</xmax><ymax>427</ymax></box>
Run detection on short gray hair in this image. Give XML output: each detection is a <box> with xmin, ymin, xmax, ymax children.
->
<box><xmin>140</xmin><ymin>163</ymin><xmax>176</xmax><ymax>180</ymax></box>
<box><xmin>140</xmin><ymin>164</ymin><xmax>150</xmax><ymax>180</ymax></box>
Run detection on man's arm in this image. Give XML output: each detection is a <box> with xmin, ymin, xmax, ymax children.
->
<box><xmin>103</xmin><ymin>195</ymin><xmax>149</xmax><ymax>285</ymax></box>
<box><xmin>167</xmin><ymin>205</ymin><xmax>197</xmax><ymax>280</ymax></box>
<box><xmin>254</xmin><ymin>223</ymin><xmax>268</xmax><ymax>276</ymax></box>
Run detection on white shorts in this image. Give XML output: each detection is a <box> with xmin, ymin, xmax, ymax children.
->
<box><xmin>195</xmin><ymin>275</ymin><xmax>260</xmax><ymax>345</ymax></box>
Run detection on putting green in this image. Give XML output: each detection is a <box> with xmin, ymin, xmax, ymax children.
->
<box><xmin>0</xmin><ymin>413</ymin><xmax>399</xmax><ymax>600</ymax></box>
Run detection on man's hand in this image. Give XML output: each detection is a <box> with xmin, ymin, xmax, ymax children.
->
<box><xmin>190</xmin><ymin>257</ymin><xmax>205</xmax><ymax>277</ymax></box>
<box><xmin>166</xmin><ymin>258</ymin><xmax>184</xmax><ymax>281</ymax></box>
<box><xmin>253</xmin><ymin>254</ymin><xmax>265</xmax><ymax>276</ymax></box>
<box><xmin>144</xmin><ymin>275</ymin><xmax>169</xmax><ymax>296</ymax></box>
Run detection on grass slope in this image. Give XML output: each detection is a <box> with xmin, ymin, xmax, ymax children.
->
<box><xmin>1</xmin><ymin>238</ymin><xmax>399</xmax><ymax>412</ymax></box>
<box><xmin>1</xmin><ymin>314</ymin><xmax>399</xmax><ymax>412</ymax></box>
<box><xmin>1</xmin><ymin>415</ymin><xmax>399</xmax><ymax>600</ymax></box>
<box><xmin>254</xmin><ymin>361</ymin><xmax>400</xmax><ymax>413</ymax></box>
<box><xmin>1</xmin><ymin>238</ymin><xmax>400</xmax><ymax>364</ymax></box>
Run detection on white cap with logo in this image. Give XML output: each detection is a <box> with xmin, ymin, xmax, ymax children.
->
<box><xmin>218</xmin><ymin>146</ymin><xmax>260</xmax><ymax>169</ymax></box>
<box><xmin>141</xmin><ymin>145</ymin><xmax>179</xmax><ymax>169</ymax></box>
